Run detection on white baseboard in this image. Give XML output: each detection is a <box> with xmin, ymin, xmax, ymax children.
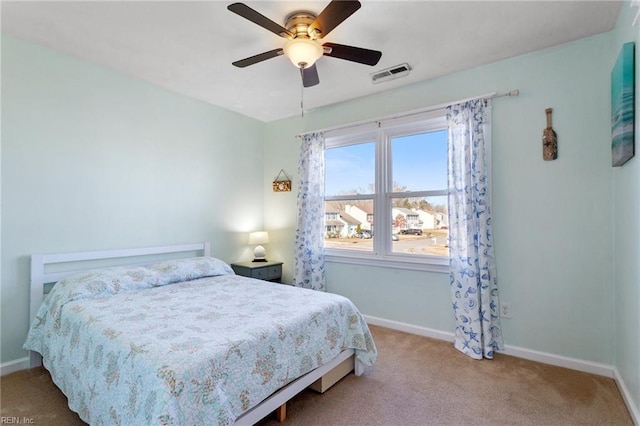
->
<box><xmin>614</xmin><ymin>368</ymin><xmax>640</xmax><ymax>426</ymax></box>
<box><xmin>365</xmin><ymin>315</ymin><xmax>455</xmax><ymax>342</ymax></box>
<box><xmin>364</xmin><ymin>315</ymin><xmax>614</xmax><ymax>378</ymax></box>
<box><xmin>1</xmin><ymin>357</ymin><xmax>29</xmax><ymax>376</ymax></box>
<box><xmin>500</xmin><ymin>343</ymin><xmax>614</xmax><ymax>378</ymax></box>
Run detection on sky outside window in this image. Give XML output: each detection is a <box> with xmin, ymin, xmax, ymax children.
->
<box><xmin>325</xmin><ymin>142</ymin><xmax>375</xmax><ymax>196</ymax></box>
<box><xmin>325</xmin><ymin>130</ymin><xmax>447</xmax><ymax>196</ymax></box>
<box><xmin>391</xmin><ymin>130</ymin><xmax>447</xmax><ymax>191</ymax></box>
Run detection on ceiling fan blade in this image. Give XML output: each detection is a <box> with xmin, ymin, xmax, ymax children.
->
<box><xmin>227</xmin><ymin>3</ymin><xmax>293</xmax><ymax>39</ymax></box>
<box><xmin>308</xmin><ymin>0</ymin><xmax>361</xmax><ymax>39</ymax></box>
<box><xmin>232</xmin><ymin>49</ymin><xmax>283</xmax><ymax>68</ymax></box>
<box><xmin>301</xmin><ymin>64</ymin><xmax>320</xmax><ymax>87</ymax></box>
<box><xmin>323</xmin><ymin>42</ymin><xmax>382</xmax><ymax>66</ymax></box>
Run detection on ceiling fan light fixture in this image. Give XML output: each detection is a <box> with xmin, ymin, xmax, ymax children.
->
<box><xmin>283</xmin><ymin>38</ymin><xmax>323</xmax><ymax>68</ymax></box>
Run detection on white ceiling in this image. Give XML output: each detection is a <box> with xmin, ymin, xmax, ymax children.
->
<box><xmin>1</xmin><ymin>1</ymin><xmax>623</xmax><ymax>122</ymax></box>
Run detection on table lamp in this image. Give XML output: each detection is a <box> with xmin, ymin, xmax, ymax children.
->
<box><xmin>249</xmin><ymin>231</ymin><xmax>269</xmax><ymax>262</ymax></box>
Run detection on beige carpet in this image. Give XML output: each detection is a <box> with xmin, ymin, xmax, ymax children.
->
<box><xmin>1</xmin><ymin>325</ymin><xmax>633</xmax><ymax>425</ymax></box>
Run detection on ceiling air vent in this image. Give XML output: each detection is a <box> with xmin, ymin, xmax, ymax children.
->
<box><xmin>370</xmin><ymin>63</ymin><xmax>412</xmax><ymax>84</ymax></box>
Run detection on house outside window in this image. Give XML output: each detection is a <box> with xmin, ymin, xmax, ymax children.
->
<box><xmin>323</xmin><ymin>109</ymin><xmax>450</xmax><ymax>272</ymax></box>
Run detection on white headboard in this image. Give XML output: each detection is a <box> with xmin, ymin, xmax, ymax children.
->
<box><xmin>29</xmin><ymin>242</ymin><xmax>210</xmax><ymax>368</ymax></box>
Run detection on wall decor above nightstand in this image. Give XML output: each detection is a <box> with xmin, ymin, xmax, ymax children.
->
<box><xmin>272</xmin><ymin>169</ymin><xmax>292</xmax><ymax>192</ymax></box>
<box><xmin>231</xmin><ymin>261</ymin><xmax>283</xmax><ymax>283</ymax></box>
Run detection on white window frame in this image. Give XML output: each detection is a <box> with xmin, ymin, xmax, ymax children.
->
<box><xmin>324</xmin><ymin>109</ymin><xmax>450</xmax><ymax>273</ymax></box>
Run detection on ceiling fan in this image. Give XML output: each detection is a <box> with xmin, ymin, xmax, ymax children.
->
<box><xmin>227</xmin><ymin>0</ymin><xmax>382</xmax><ymax>88</ymax></box>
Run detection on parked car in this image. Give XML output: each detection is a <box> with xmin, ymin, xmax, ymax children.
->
<box><xmin>391</xmin><ymin>234</ymin><xmax>399</xmax><ymax>241</ymax></box>
<box><xmin>357</xmin><ymin>231</ymin><xmax>372</xmax><ymax>239</ymax></box>
<box><xmin>400</xmin><ymin>228</ymin><xmax>423</xmax><ymax>235</ymax></box>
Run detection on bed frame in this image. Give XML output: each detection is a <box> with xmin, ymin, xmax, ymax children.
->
<box><xmin>29</xmin><ymin>242</ymin><xmax>364</xmax><ymax>424</ymax></box>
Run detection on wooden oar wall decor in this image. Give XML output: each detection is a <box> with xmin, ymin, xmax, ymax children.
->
<box><xmin>542</xmin><ymin>108</ymin><xmax>558</xmax><ymax>160</ymax></box>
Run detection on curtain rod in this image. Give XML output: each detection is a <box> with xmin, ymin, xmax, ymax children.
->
<box><xmin>295</xmin><ymin>89</ymin><xmax>519</xmax><ymax>139</ymax></box>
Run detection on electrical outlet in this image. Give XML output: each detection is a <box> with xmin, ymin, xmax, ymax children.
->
<box><xmin>500</xmin><ymin>302</ymin><xmax>512</xmax><ymax>319</ymax></box>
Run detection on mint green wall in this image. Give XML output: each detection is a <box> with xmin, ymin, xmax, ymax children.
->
<box><xmin>612</xmin><ymin>4</ymin><xmax>640</xmax><ymax>417</ymax></box>
<box><xmin>1</xmin><ymin>36</ymin><xmax>266</xmax><ymax>364</ymax></box>
<box><xmin>265</xmin><ymin>33</ymin><xmax>616</xmax><ymax>365</ymax></box>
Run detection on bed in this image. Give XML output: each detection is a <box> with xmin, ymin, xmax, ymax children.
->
<box><xmin>24</xmin><ymin>242</ymin><xmax>377</xmax><ymax>425</ymax></box>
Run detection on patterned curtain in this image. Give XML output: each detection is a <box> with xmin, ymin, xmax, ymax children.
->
<box><xmin>447</xmin><ymin>99</ymin><xmax>503</xmax><ymax>359</ymax></box>
<box><xmin>293</xmin><ymin>132</ymin><xmax>326</xmax><ymax>291</ymax></box>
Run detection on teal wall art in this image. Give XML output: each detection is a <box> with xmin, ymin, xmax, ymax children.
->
<box><xmin>611</xmin><ymin>41</ymin><xmax>635</xmax><ymax>167</ymax></box>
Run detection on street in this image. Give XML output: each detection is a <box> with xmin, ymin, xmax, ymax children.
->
<box><xmin>325</xmin><ymin>232</ymin><xmax>449</xmax><ymax>256</ymax></box>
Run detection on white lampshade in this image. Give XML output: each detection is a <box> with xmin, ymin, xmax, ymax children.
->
<box><xmin>283</xmin><ymin>38</ymin><xmax>323</xmax><ymax>68</ymax></box>
<box><xmin>248</xmin><ymin>231</ymin><xmax>269</xmax><ymax>245</ymax></box>
<box><xmin>249</xmin><ymin>231</ymin><xmax>269</xmax><ymax>262</ymax></box>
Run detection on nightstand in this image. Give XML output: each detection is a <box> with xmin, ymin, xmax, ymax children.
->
<box><xmin>231</xmin><ymin>261</ymin><xmax>283</xmax><ymax>283</ymax></box>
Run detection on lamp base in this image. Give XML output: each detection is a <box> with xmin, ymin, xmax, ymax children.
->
<box><xmin>253</xmin><ymin>245</ymin><xmax>267</xmax><ymax>263</ymax></box>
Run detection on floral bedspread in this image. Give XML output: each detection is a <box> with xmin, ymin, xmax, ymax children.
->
<box><xmin>24</xmin><ymin>257</ymin><xmax>376</xmax><ymax>426</ymax></box>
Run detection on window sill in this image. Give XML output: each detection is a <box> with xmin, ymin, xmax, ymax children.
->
<box><xmin>325</xmin><ymin>253</ymin><xmax>449</xmax><ymax>274</ymax></box>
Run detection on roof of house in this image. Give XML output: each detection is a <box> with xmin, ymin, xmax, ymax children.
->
<box><xmin>393</xmin><ymin>207</ymin><xmax>418</xmax><ymax>216</ymax></box>
<box><xmin>351</xmin><ymin>204</ymin><xmax>374</xmax><ymax>215</ymax></box>
<box><xmin>339</xmin><ymin>212</ymin><xmax>361</xmax><ymax>226</ymax></box>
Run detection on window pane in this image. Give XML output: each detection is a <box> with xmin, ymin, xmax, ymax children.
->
<box><xmin>391</xmin><ymin>196</ymin><xmax>449</xmax><ymax>257</ymax></box>
<box><xmin>325</xmin><ymin>142</ymin><xmax>375</xmax><ymax>196</ymax></box>
<box><xmin>391</xmin><ymin>130</ymin><xmax>447</xmax><ymax>192</ymax></box>
<box><xmin>324</xmin><ymin>200</ymin><xmax>374</xmax><ymax>252</ymax></box>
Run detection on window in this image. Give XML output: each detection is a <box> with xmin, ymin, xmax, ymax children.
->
<box><xmin>323</xmin><ymin>110</ymin><xmax>449</xmax><ymax>272</ymax></box>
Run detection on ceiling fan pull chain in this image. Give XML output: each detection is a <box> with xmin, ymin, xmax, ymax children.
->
<box><xmin>300</xmin><ymin>67</ymin><xmax>305</xmax><ymax>118</ymax></box>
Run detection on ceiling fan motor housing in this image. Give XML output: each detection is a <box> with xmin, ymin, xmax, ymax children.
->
<box><xmin>284</xmin><ymin>11</ymin><xmax>319</xmax><ymax>39</ymax></box>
